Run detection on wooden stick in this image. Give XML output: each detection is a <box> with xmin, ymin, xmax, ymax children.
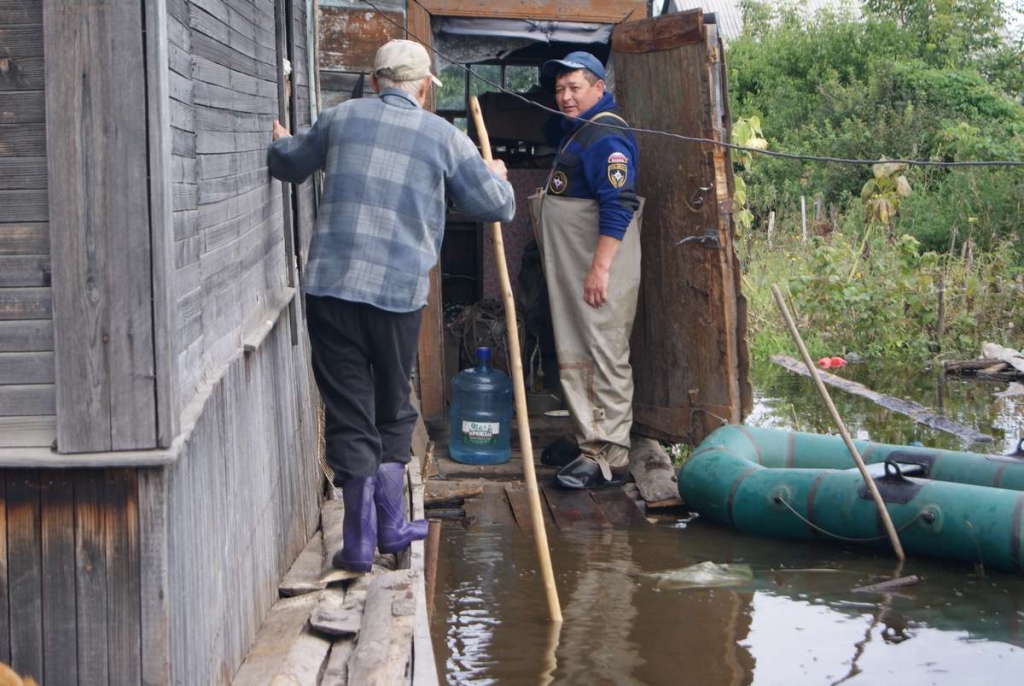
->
<box><xmin>771</xmin><ymin>285</ymin><xmax>906</xmax><ymax>562</ymax></box>
<box><xmin>468</xmin><ymin>96</ymin><xmax>563</xmax><ymax>623</ymax></box>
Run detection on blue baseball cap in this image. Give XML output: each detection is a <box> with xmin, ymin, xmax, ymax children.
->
<box><xmin>542</xmin><ymin>51</ymin><xmax>607</xmax><ymax>81</ymax></box>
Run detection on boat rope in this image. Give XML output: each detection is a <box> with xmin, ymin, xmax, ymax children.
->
<box><xmin>359</xmin><ymin>0</ymin><xmax>1024</xmax><ymax>170</ymax></box>
<box><xmin>776</xmin><ymin>497</ymin><xmax>925</xmax><ymax>543</ymax></box>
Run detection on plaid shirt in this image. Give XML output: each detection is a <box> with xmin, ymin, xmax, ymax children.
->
<box><xmin>269</xmin><ymin>88</ymin><xmax>515</xmax><ymax>312</ymax></box>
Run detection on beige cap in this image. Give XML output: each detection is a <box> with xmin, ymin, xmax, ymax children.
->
<box><xmin>374</xmin><ymin>39</ymin><xmax>443</xmax><ymax>87</ymax></box>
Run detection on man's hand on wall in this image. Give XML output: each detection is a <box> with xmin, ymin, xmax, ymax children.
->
<box><xmin>272</xmin><ymin>119</ymin><xmax>291</xmax><ymax>141</ymax></box>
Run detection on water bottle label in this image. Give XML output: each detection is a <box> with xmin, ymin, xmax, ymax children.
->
<box><xmin>462</xmin><ymin>421</ymin><xmax>500</xmax><ymax>446</ymax></box>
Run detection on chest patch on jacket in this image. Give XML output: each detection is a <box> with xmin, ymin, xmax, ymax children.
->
<box><xmin>549</xmin><ymin>171</ymin><xmax>568</xmax><ymax>195</ymax></box>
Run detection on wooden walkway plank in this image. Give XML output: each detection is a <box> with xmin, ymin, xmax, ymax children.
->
<box><xmin>310</xmin><ymin>587</ymin><xmax>357</xmax><ymax>638</ymax></box>
<box><xmin>266</xmin><ymin>627</ymin><xmax>331</xmax><ymax>686</ymax></box>
<box><xmin>321</xmin><ymin>638</ymin><xmax>355</xmax><ymax>686</ymax></box>
<box><xmin>230</xmin><ymin>593</ymin><xmax>320</xmax><ymax>686</ymax></box>
<box><xmin>589</xmin><ymin>488</ymin><xmax>650</xmax><ymax>528</ymax></box>
<box><xmin>279</xmin><ymin>530</ymin><xmax>326</xmax><ymax>597</ymax></box>
<box><xmin>540</xmin><ymin>484</ymin><xmax>609</xmax><ymax>530</ymax></box>
<box><xmin>462</xmin><ymin>482</ymin><xmax>516</xmax><ymax>527</ymax></box>
<box><xmin>347</xmin><ymin>570</ymin><xmax>418</xmax><ymax>686</ymax></box>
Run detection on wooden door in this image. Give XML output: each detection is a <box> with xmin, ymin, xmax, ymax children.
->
<box><xmin>613</xmin><ymin>10</ymin><xmax>752</xmax><ymax>445</ymax></box>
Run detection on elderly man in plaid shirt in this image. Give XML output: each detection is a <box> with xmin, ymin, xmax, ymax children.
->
<box><xmin>269</xmin><ymin>40</ymin><xmax>514</xmax><ymax>573</ymax></box>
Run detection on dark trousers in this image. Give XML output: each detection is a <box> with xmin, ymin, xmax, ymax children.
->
<box><xmin>306</xmin><ymin>295</ymin><xmax>424</xmax><ymax>484</ymax></box>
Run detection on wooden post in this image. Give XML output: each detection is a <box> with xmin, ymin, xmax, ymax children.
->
<box><xmin>766</xmin><ymin>211</ymin><xmax>775</xmax><ymax>249</ymax></box>
<box><xmin>800</xmin><ymin>196</ymin><xmax>807</xmax><ymax>244</ymax></box>
<box><xmin>468</xmin><ymin>96</ymin><xmax>562</xmax><ymax>623</ymax></box>
<box><xmin>771</xmin><ymin>285</ymin><xmax>906</xmax><ymax>562</ymax></box>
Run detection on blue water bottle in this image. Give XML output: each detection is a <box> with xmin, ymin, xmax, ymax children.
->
<box><xmin>449</xmin><ymin>347</ymin><xmax>513</xmax><ymax>464</ymax></box>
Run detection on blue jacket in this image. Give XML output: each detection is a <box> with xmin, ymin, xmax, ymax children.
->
<box><xmin>545</xmin><ymin>93</ymin><xmax>640</xmax><ymax>240</ymax></box>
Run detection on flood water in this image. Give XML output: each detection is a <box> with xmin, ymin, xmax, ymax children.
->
<box><xmin>431</xmin><ymin>361</ymin><xmax>1024</xmax><ymax>684</ymax></box>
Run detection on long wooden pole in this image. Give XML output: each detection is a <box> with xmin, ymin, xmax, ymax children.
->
<box><xmin>771</xmin><ymin>285</ymin><xmax>906</xmax><ymax>562</ymax></box>
<box><xmin>469</xmin><ymin>96</ymin><xmax>563</xmax><ymax>622</ymax></box>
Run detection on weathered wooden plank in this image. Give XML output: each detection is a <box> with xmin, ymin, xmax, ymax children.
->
<box><xmin>172</xmin><ymin>127</ymin><xmax>196</xmax><ymax>158</ymax></box>
<box><xmin>198</xmin><ymin>149</ymin><xmax>267</xmax><ymax>179</ymax></box>
<box><xmin>194</xmin><ymin>81</ymin><xmax>276</xmax><ymax>115</ymax></box>
<box><xmin>7</xmin><ymin>470</ymin><xmax>43</xmax><ymax>682</ymax></box>
<box><xmin>319</xmin><ymin>6</ymin><xmax>405</xmax><ymax>72</ymax></box>
<box><xmin>0</xmin><ymin>0</ymin><xmax>43</xmax><ymax>24</ymax></box>
<box><xmin>105</xmin><ymin>470</ymin><xmax>142</xmax><ymax>683</ymax></box>
<box><xmin>138</xmin><ymin>468</ymin><xmax>171</xmax><ymax>686</ymax></box>
<box><xmin>0</xmin><ymin>25</ymin><xmax>44</xmax><ymax>56</ymax></box>
<box><xmin>417</xmin><ymin>266</ymin><xmax>445</xmax><ymax>421</ymax></box>
<box><xmin>628</xmin><ymin>437</ymin><xmax>681</xmax><ymax>504</ymax></box>
<box><xmin>347</xmin><ymin>570</ymin><xmax>418</xmax><ymax>686</ymax></box>
<box><xmin>0</xmin><ymin>54</ymin><xmax>43</xmax><ymax>91</ymax></box>
<box><xmin>0</xmin><ymin>320</ymin><xmax>51</xmax><ymax>353</ymax></box>
<box><xmin>589</xmin><ymin>488</ymin><xmax>650</xmax><ymax>528</ymax></box>
<box><xmin>0</xmin><ymin>157</ymin><xmax>46</xmax><ymax>189</ymax></box>
<box><xmin>0</xmin><ymin>91</ymin><xmax>45</xmax><ymax>124</ymax></box>
<box><xmin>540</xmin><ymin>484</ymin><xmax>609</xmax><ymax>530</ymax></box>
<box><xmin>40</xmin><ymin>471</ymin><xmax>78</xmax><ymax>686</ymax></box>
<box><xmin>190</xmin><ymin>29</ymin><xmax>277</xmax><ymax>82</ymax></box>
<box><xmin>279</xmin><ymin>529</ymin><xmax>327</xmax><ymax>597</ymax></box>
<box><xmin>0</xmin><ymin>474</ymin><xmax>7</xmax><ymax>664</ymax></box>
<box><xmin>0</xmin><ymin>223</ymin><xmax>48</xmax><ymax>255</ymax></box>
<box><xmin>0</xmin><ymin>256</ymin><xmax>49</xmax><ymax>287</ymax></box>
<box><xmin>614</xmin><ymin>24</ymin><xmax>745</xmax><ymax>444</ymax></box>
<box><xmin>74</xmin><ymin>472</ymin><xmax>109</xmax><ymax>685</ymax></box>
<box><xmin>230</xmin><ymin>593</ymin><xmax>320</xmax><ymax>686</ymax></box>
<box><xmin>0</xmin><ymin>351</ymin><xmax>53</xmax><ymax>384</ymax></box>
<box><xmin>0</xmin><ymin>189</ymin><xmax>47</xmax><ymax>221</ymax></box>
<box><xmin>195</xmin><ymin>107</ymin><xmax>270</xmax><ymax>135</ymax></box>
<box><xmin>771</xmin><ymin>354</ymin><xmax>995</xmax><ymax>444</ymax></box>
<box><xmin>0</xmin><ymin>415</ymin><xmax>54</xmax><ymax>447</ymax></box>
<box><xmin>0</xmin><ymin>123</ymin><xmax>44</xmax><ymax>156</ymax></box>
<box><xmin>192</xmin><ymin>54</ymin><xmax>275</xmax><ymax>97</ymax></box>
<box><xmin>146</xmin><ymin>0</ymin><xmax>180</xmax><ymax>449</ymax></box>
<box><xmin>417</xmin><ymin>0</ymin><xmax>645</xmax><ymax>22</ymax></box>
<box><xmin>44</xmin><ymin>0</ymin><xmax>157</xmax><ymax>451</ymax></box>
<box><xmin>0</xmin><ymin>385</ymin><xmax>52</xmax><ymax>416</ymax></box>
<box><xmin>322</xmin><ymin>639</ymin><xmax>355</xmax><ymax>686</ymax></box>
<box><xmin>0</xmin><ymin>287</ymin><xmax>50</xmax><ymax>320</ymax></box>
<box><xmin>611</xmin><ymin>9</ymin><xmax>703</xmax><ymax>53</ymax></box>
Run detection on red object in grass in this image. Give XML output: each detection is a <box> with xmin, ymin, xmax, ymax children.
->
<box><xmin>830</xmin><ymin>356</ymin><xmax>848</xmax><ymax>368</ymax></box>
<box><xmin>817</xmin><ymin>357</ymin><xmax>833</xmax><ymax>369</ymax></box>
<box><xmin>817</xmin><ymin>356</ymin><xmax>848</xmax><ymax>370</ymax></box>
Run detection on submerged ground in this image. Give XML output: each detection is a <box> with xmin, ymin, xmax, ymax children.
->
<box><xmin>431</xmin><ymin>361</ymin><xmax>1024</xmax><ymax>685</ymax></box>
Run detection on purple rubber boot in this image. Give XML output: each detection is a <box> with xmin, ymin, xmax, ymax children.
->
<box><xmin>331</xmin><ymin>476</ymin><xmax>377</xmax><ymax>573</ymax></box>
<box><xmin>375</xmin><ymin>462</ymin><xmax>428</xmax><ymax>554</ymax></box>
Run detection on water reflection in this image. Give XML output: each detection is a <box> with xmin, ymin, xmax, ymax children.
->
<box><xmin>749</xmin><ymin>361</ymin><xmax>1023</xmax><ymax>454</ymax></box>
<box><xmin>433</xmin><ymin>522</ymin><xmax>1024</xmax><ymax>685</ymax></box>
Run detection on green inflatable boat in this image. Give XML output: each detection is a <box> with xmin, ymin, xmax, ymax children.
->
<box><xmin>678</xmin><ymin>425</ymin><xmax>1024</xmax><ymax>573</ymax></box>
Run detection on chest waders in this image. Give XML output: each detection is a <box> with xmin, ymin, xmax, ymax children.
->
<box><xmin>528</xmin><ymin>112</ymin><xmax>644</xmax><ymax>478</ymax></box>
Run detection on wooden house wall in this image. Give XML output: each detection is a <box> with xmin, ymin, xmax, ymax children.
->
<box><xmin>166</xmin><ymin>0</ymin><xmax>305</xmax><ymax>412</ymax></box>
<box><xmin>0</xmin><ymin>318</ymin><xmax>320</xmax><ymax>685</ymax></box>
<box><xmin>0</xmin><ymin>0</ymin><xmax>56</xmax><ymax>449</ymax></box>
<box><xmin>318</xmin><ymin>0</ymin><xmax>406</xmax><ymax>106</ymax></box>
<box><xmin>160</xmin><ymin>317</ymin><xmax>321</xmax><ymax>685</ymax></box>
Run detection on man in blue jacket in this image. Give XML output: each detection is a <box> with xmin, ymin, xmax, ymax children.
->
<box><xmin>529</xmin><ymin>51</ymin><xmax>644</xmax><ymax>489</ymax></box>
<box><xmin>269</xmin><ymin>40</ymin><xmax>515</xmax><ymax>572</ymax></box>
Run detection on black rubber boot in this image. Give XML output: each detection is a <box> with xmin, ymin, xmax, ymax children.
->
<box><xmin>555</xmin><ymin>455</ymin><xmax>629</xmax><ymax>490</ymax></box>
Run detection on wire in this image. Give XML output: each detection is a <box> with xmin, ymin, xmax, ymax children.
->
<box><xmin>776</xmin><ymin>497</ymin><xmax>924</xmax><ymax>543</ymax></box>
<box><xmin>359</xmin><ymin>0</ymin><xmax>1024</xmax><ymax>169</ymax></box>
